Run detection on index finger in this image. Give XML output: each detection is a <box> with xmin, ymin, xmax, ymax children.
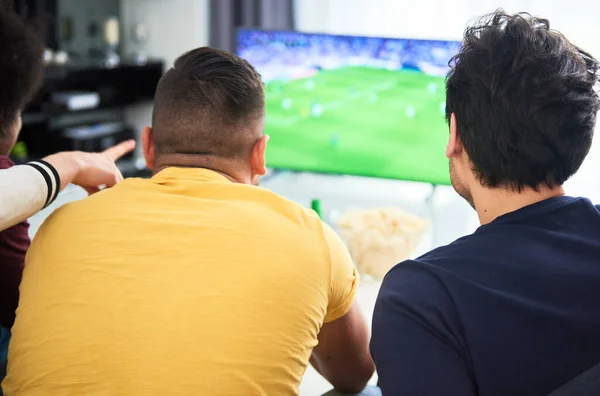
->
<box><xmin>102</xmin><ymin>140</ymin><xmax>136</xmax><ymax>161</ymax></box>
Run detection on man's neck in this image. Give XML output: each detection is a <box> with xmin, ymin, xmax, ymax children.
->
<box><xmin>473</xmin><ymin>184</ymin><xmax>565</xmax><ymax>225</ymax></box>
<box><xmin>153</xmin><ymin>154</ymin><xmax>249</xmax><ymax>184</ymax></box>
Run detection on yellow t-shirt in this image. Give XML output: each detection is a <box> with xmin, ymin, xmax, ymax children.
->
<box><xmin>3</xmin><ymin>168</ymin><xmax>358</xmax><ymax>396</ymax></box>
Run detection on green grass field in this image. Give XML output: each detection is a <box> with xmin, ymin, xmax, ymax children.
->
<box><xmin>264</xmin><ymin>66</ymin><xmax>451</xmax><ymax>185</ymax></box>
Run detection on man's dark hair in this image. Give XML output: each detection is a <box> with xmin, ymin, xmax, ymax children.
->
<box><xmin>152</xmin><ymin>47</ymin><xmax>265</xmax><ymax>159</ymax></box>
<box><xmin>446</xmin><ymin>10</ymin><xmax>600</xmax><ymax>190</ymax></box>
<box><xmin>0</xmin><ymin>4</ymin><xmax>43</xmax><ymax>137</ymax></box>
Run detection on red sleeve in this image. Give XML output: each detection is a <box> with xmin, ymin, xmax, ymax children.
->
<box><xmin>0</xmin><ymin>156</ymin><xmax>31</xmax><ymax>328</ymax></box>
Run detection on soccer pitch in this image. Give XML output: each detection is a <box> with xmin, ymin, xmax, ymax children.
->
<box><xmin>264</xmin><ymin>66</ymin><xmax>451</xmax><ymax>185</ymax></box>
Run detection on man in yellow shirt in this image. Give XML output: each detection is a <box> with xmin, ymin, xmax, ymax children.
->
<box><xmin>3</xmin><ymin>47</ymin><xmax>374</xmax><ymax>396</ymax></box>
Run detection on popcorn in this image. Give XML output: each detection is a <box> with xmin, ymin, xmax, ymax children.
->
<box><xmin>336</xmin><ymin>207</ymin><xmax>429</xmax><ymax>279</ymax></box>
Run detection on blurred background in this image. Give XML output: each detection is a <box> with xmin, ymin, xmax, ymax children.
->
<box><xmin>9</xmin><ymin>0</ymin><xmax>600</xmax><ymax>394</ymax></box>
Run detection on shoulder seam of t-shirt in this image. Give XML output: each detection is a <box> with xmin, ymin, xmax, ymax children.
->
<box><xmin>318</xmin><ymin>220</ymin><xmax>335</xmax><ymax>304</ymax></box>
<box><xmin>387</xmin><ymin>261</ymin><xmax>476</xmax><ymax>374</ymax></box>
<box><xmin>323</xmin><ymin>273</ymin><xmax>357</xmax><ymax>323</ymax></box>
<box><xmin>318</xmin><ymin>219</ymin><xmax>359</xmax><ymax>324</ymax></box>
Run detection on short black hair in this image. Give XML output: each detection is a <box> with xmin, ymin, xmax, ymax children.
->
<box><xmin>0</xmin><ymin>5</ymin><xmax>43</xmax><ymax>137</ymax></box>
<box><xmin>152</xmin><ymin>47</ymin><xmax>265</xmax><ymax>159</ymax></box>
<box><xmin>446</xmin><ymin>10</ymin><xmax>600</xmax><ymax>190</ymax></box>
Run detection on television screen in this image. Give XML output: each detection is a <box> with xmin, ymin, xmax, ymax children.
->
<box><xmin>236</xmin><ymin>29</ymin><xmax>461</xmax><ymax>185</ymax></box>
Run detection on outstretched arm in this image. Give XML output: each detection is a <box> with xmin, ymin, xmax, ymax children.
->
<box><xmin>0</xmin><ymin>140</ymin><xmax>135</xmax><ymax>231</ymax></box>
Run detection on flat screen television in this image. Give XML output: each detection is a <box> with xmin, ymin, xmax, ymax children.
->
<box><xmin>236</xmin><ymin>29</ymin><xmax>461</xmax><ymax>185</ymax></box>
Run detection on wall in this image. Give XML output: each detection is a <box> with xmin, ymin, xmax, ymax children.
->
<box><xmin>120</xmin><ymin>0</ymin><xmax>210</xmax><ymax>158</ymax></box>
<box><xmin>295</xmin><ymin>0</ymin><xmax>467</xmax><ymax>39</ymax></box>
<box><xmin>120</xmin><ymin>0</ymin><xmax>209</xmax><ymax>68</ymax></box>
<box><xmin>295</xmin><ymin>0</ymin><xmax>600</xmax><ymax>46</ymax></box>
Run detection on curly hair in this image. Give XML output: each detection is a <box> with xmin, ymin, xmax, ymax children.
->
<box><xmin>0</xmin><ymin>3</ymin><xmax>43</xmax><ymax>137</ymax></box>
<box><xmin>446</xmin><ymin>10</ymin><xmax>600</xmax><ymax>190</ymax></box>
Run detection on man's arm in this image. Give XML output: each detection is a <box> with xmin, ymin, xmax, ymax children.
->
<box><xmin>371</xmin><ymin>264</ymin><xmax>476</xmax><ymax>396</ymax></box>
<box><xmin>0</xmin><ymin>165</ymin><xmax>48</xmax><ymax>231</ymax></box>
<box><xmin>310</xmin><ymin>301</ymin><xmax>375</xmax><ymax>393</ymax></box>
<box><xmin>312</xmin><ymin>223</ymin><xmax>375</xmax><ymax>393</ymax></box>
<box><xmin>0</xmin><ymin>140</ymin><xmax>135</xmax><ymax>231</ymax></box>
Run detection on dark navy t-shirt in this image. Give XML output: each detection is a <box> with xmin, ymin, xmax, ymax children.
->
<box><xmin>371</xmin><ymin>196</ymin><xmax>600</xmax><ymax>396</ymax></box>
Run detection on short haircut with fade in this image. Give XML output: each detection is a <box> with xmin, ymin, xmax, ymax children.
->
<box><xmin>0</xmin><ymin>5</ymin><xmax>43</xmax><ymax>137</ymax></box>
<box><xmin>151</xmin><ymin>47</ymin><xmax>265</xmax><ymax>159</ymax></box>
<box><xmin>446</xmin><ymin>10</ymin><xmax>600</xmax><ymax>191</ymax></box>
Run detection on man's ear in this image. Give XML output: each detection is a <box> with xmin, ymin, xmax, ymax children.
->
<box><xmin>251</xmin><ymin>134</ymin><xmax>269</xmax><ymax>177</ymax></box>
<box><xmin>141</xmin><ymin>126</ymin><xmax>156</xmax><ymax>170</ymax></box>
<box><xmin>446</xmin><ymin>113</ymin><xmax>464</xmax><ymax>159</ymax></box>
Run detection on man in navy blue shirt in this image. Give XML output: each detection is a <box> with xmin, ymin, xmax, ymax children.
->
<box><xmin>371</xmin><ymin>10</ymin><xmax>600</xmax><ymax>396</ymax></box>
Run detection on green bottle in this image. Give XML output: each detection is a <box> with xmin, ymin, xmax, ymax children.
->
<box><xmin>311</xmin><ymin>199</ymin><xmax>322</xmax><ymax>219</ymax></box>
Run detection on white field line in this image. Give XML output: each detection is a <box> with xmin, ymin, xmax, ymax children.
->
<box><xmin>267</xmin><ymin>79</ymin><xmax>398</xmax><ymax>127</ymax></box>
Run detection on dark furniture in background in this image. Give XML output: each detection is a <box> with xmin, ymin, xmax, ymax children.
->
<box><xmin>17</xmin><ymin>61</ymin><xmax>163</xmax><ymax>176</ymax></box>
<box><xmin>10</xmin><ymin>0</ymin><xmax>161</xmax><ymax>178</ymax></box>
<box><xmin>13</xmin><ymin>0</ymin><xmax>120</xmax><ymax>54</ymax></box>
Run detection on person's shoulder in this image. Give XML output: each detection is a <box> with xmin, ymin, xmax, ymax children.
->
<box><xmin>376</xmin><ymin>260</ymin><xmax>459</xmax><ymax>337</ymax></box>
<box><xmin>246</xmin><ymin>184</ymin><xmax>305</xmax><ymax>210</ymax></box>
<box><xmin>76</xmin><ymin>178</ymin><xmax>137</xmax><ymax>204</ymax></box>
<box><xmin>39</xmin><ymin>180</ymin><xmax>140</xmax><ymax>228</ymax></box>
<box><xmin>247</xmin><ymin>185</ymin><xmax>324</xmax><ymax>228</ymax></box>
<box><xmin>243</xmin><ymin>187</ymin><xmax>337</xmax><ymax>259</ymax></box>
<box><xmin>415</xmin><ymin>232</ymin><xmax>486</xmax><ymax>267</ymax></box>
<box><xmin>381</xmin><ymin>259</ymin><xmax>449</xmax><ymax>300</ymax></box>
<box><xmin>382</xmin><ymin>232</ymin><xmax>489</xmax><ymax>290</ymax></box>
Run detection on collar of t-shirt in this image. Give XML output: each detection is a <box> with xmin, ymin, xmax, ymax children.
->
<box><xmin>151</xmin><ymin>167</ymin><xmax>232</xmax><ymax>184</ymax></box>
<box><xmin>482</xmin><ymin>196</ymin><xmax>579</xmax><ymax>228</ymax></box>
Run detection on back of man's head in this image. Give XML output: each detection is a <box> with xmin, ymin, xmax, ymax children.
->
<box><xmin>151</xmin><ymin>47</ymin><xmax>265</xmax><ymax>162</ymax></box>
<box><xmin>0</xmin><ymin>4</ymin><xmax>43</xmax><ymax>153</ymax></box>
<box><xmin>446</xmin><ymin>10</ymin><xmax>600</xmax><ymax>191</ymax></box>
